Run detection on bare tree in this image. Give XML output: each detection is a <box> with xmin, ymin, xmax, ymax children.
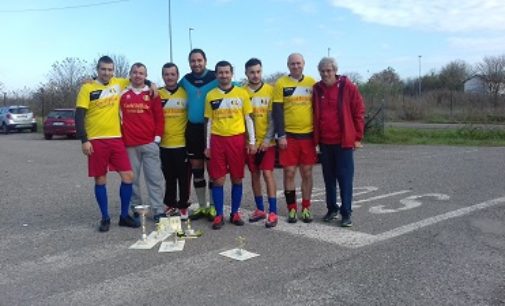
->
<box><xmin>44</xmin><ymin>57</ymin><xmax>89</xmax><ymax>110</ymax></box>
<box><xmin>476</xmin><ymin>54</ymin><xmax>505</xmax><ymax>105</ymax></box>
<box><xmin>439</xmin><ymin>60</ymin><xmax>471</xmax><ymax>91</ymax></box>
<box><xmin>343</xmin><ymin>71</ymin><xmax>363</xmax><ymax>85</ymax></box>
<box><xmin>264</xmin><ymin>72</ymin><xmax>285</xmax><ymax>85</ymax></box>
<box><xmin>92</xmin><ymin>54</ymin><xmax>130</xmax><ymax>78</ymax></box>
<box><xmin>365</xmin><ymin>67</ymin><xmax>403</xmax><ymax>96</ymax></box>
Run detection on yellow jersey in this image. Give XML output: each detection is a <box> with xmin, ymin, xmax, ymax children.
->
<box><xmin>204</xmin><ymin>86</ymin><xmax>252</xmax><ymax>136</ymax></box>
<box><xmin>159</xmin><ymin>86</ymin><xmax>188</xmax><ymax>148</ymax></box>
<box><xmin>244</xmin><ymin>83</ymin><xmax>274</xmax><ymax>144</ymax></box>
<box><xmin>76</xmin><ymin>77</ymin><xmax>129</xmax><ymax>139</ymax></box>
<box><xmin>272</xmin><ymin>75</ymin><xmax>315</xmax><ymax>134</ymax></box>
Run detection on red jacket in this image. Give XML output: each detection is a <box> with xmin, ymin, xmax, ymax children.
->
<box><xmin>312</xmin><ymin>76</ymin><xmax>365</xmax><ymax>149</ymax></box>
<box><xmin>120</xmin><ymin>87</ymin><xmax>164</xmax><ymax>147</ymax></box>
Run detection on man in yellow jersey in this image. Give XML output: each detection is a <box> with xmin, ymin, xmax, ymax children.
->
<box><xmin>243</xmin><ymin>58</ymin><xmax>278</xmax><ymax>228</ymax></box>
<box><xmin>158</xmin><ymin>63</ymin><xmax>191</xmax><ymax>221</ymax></box>
<box><xmin>272</xmin><ymin>53</ymin><xmax>317</xmax><ymax>224</ymax></box>
<box><xmin>204</xmin><ymin>61</ymin><xmax>256</xmax><ymax>230</ymax></box>
<box><xmin>75</xmin><ymin>55</ymin><xmax>139</xmax><ymax>232</ymax></box>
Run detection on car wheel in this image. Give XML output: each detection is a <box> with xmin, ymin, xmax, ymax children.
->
<box><xmin>44</xmin><ymin>133</ymin><xmax>53</xmax><ymax>140</ymax></box>
<box><xmin>1</xmin><ymin>123</ymin><xmax>8</xmax><ymax>134</ymax></box>
<box><xmin>67</xmin><ymin>134</ymin><xmax>76</xmax><ymax>139</ymax></box>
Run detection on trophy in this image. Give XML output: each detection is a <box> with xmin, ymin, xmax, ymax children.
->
<box><xmin>134</xmin><ymin>204</ymin><xmax>150</xmax><ymax>241</ymax></box>
<box><xmin>181</xmin><ymin>218</ymin><xmax>203</xmax><ymax>238</ymax></box>
<box><xmin>236</xmin><ymin>236</ymin><xmax>246</xmax><ymax>256</ymax></box>
<box><xmin>219</xmin><ymin>235</ymin><xmax>259</xmax><ymax>261</ymax></box>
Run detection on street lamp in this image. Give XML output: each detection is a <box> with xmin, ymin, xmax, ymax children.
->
<box><xmin>189</xmin><ymin>27</ymin><xmax>194</xmax><ymax>51</ymax></box>
<box><xmin>168</xmin><ymin>0</ymin><xmax>173</xmax><ymax>62</ymax></box>
<box><xmin>418</xmin><ymin>55</ymin><xmax>422</xmax><ymax>96</ymax></box>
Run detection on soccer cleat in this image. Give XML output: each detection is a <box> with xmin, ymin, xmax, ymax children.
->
<box><xmin>212</xmin><ymin>215</ymin><xmax>225</xmax><ymax>230</ymax></box>
<box><xmin>189</xmin><ymin>207</ymin><xmax>207</xmax><ymax>220</ymax></box>
<box><xmin>180</xmin><ymin>208</ymin><xmax>189</xmax><ymax>221</ymax></box>
<box><xmin>322</xmin><ymin>210</ymin><xmax>339</xmax><ymax>222</ymax></box>
<box><xmin>207</xmin><ymin>205</ymin><xmax>217</xmax><ymax>221</ymax></box>
<box><xmin>287</xmin><ymin>208</ymin><xmax>298</xmax><ymax>223</ymax></box>
<box><xmin>300</xmin><ymin>208</ymin><xmax>313</xmax><ymax>223</ymax></box>
<box><xmin>118</xmin><ymin>215</ymin><xmax>140</xmax><ymax>228</ymax></box>
<box><xmin>230</xmin><ymin>212</ymin><xmax>245</xmax><ymax>226</ymax></box>
<box><xmin>341</xmin><ymin>217</ymin><xmax>353</xmax><ymax>227</ymax></box>
<box><xmin>265</xmin><ymin>212</ymin><xmax>278</xmax><ymax>228</ymax></box>
<box><xmin>249</xmin><ymin>209</ymin><xmax>267</xmax><ymax>223</ymax></box>
<box><xmin>99</xmin><ymin>218</ymin><xmax>110</xmax><ymax>232</ymax></box>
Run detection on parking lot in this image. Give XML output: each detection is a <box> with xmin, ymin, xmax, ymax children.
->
<box><xmin>1</xmin><ymin>132</ymin><xmax>504</xmax><ymax>305</ymax></box>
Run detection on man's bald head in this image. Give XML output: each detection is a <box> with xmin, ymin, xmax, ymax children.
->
<box><xmin>287</xmin><ymin>53</ymin><xmax>305</xmax><ymax>80</ymax></box>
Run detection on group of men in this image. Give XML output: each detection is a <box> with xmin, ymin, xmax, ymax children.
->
<box><xmin>75</xmin><ymin>49</ymin><xmax>365</xmax><ymax>233</ymax></box>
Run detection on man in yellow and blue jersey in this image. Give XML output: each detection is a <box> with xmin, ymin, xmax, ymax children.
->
<box><xmin>243</xmin><ymin>58</ymin><xmax>278</xmax><ymax>228</ymax></box>
<box><xmin>204</xmin><ymin>61</ymin><xmax>257</xmax><ymax>230</ymax></box>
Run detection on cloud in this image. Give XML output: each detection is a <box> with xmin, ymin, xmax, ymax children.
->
<box><xmin>329</xmin><ymin>0</ymin><xmax>505</xmax><ymax>32</ymax></box>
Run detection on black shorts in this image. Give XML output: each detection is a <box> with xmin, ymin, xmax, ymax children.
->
<box><xmin>185</xmin><ymin>122</ymin><xmax>205</xmax><ymax>160</ymax></box>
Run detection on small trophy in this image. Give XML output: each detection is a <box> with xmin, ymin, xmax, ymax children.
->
<box><xmin>219</xmin><ymin>235</ymin><xmax>259</xmax><ymax>261</ymax></box>
<box><xmin>134</xmin><ymin>204</ymin><xmax>150</xmax><ymax>241</ymax></box>
<box><xmin>236</xmin><ymin>236</ymin><xmax>246</xmax><ymax>256</ymax></box>
<box><xmin>182</xmin><ymin>218</ymin><xmax>203</xmax><ymax>238</ymax></box>
<box><xmin>158</xmin><ymin>227</ymin><xmax>185</xmax><ymax>252</ymax></box>
<box><xmin>129</xmin><ymin>204</ymin><xmax>159</xmax><ymax>249</ymax></box>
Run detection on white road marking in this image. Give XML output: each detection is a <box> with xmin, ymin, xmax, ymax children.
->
<box><xmin>369</xmin><ymin>193</ymin><xmax>450</xmax><ymax>214</ymax></box>
<box><xmin>247</xmin><ymin>196</ymin><xmax>505</xmax><ymax>248</ymax></box>
<box><xmin>373</xmin><ymin>196</ymin><xmax>505</xmax><ymax>244</ymax></box>
<box><xmin>353</xmin><ymin>190</ymin><xmax>411</xmax><ymax>208</ymax></box>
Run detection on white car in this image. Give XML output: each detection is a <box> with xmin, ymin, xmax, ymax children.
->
<box><xmin>0</xmin><ymin>105</ymin><xmax>37</xmax><ymax>134</ymax></box>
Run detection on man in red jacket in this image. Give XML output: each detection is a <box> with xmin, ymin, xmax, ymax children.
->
<box><xmin>312</xmin><ymin>57</ymin><xmax>365</xmax><ymax>227</ymax></box>
<box><xmin>120</xmin><ymin>63</ymin><xmax>166</xmax><ymax>222</ymax></box>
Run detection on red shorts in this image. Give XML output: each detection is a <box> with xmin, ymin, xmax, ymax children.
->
<box><xmin>88</xmin><ymin>138</ymin><xmax>132</xmax><ymax>177</ymax></box>
<box><xmin>246</xmin><ymin>146</ymin><xmax>275</xmax><ymax>172</ymax></box>
<box><xmin>279</xmin><ymin>137</ymin><xmax>317</xmax><ymax>167</ymax></box>
<box><xmin>209</xmin><ymin>134</ymin><xmax>246</xmax><ymax>180</ymax></box>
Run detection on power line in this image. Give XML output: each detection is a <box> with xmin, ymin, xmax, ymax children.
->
<box><xmin>0</xmin><ymin>0</ymin><xmax>130</xmax><ymax>13</ymax></box>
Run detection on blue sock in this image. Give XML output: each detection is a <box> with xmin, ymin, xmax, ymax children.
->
<box><xmin>231</xmin><ymin>184</ymin><xmax>243</xmax><ymax>214</ymax></box>
<box><xmin>255</xmin><ymin>196</ymin><xmax>264</xmax><ymax>211</ymax></box>
<box><xmin>94</xmin><ymin>184</ymin><xmax>109</xmax><ymax>220</ymax></box>
<box><xmin>212</xmin><ymin>185</ymin><xmax>224</xmax><ymax>216</ymax></box>
<box><xmin>268</xmin><ymin>197</ymin><xmax>277</xmax><ymax>213</ymax></box>
<box><xmin>119</xmin><ymin>182</ymin><xmax>133</xmax><ymax>218</ymax></box>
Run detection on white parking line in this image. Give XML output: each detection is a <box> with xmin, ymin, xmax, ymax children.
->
<box><xmin>248</xmin><ymin>196</ymin><xmax>505</xmax><ymax>249</ymax></box>
<box><xmin>373</xmin><ymin>196</ymin><xmax>505</xmax><ymax>244</ymax></box>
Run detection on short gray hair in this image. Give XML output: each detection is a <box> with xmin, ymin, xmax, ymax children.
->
<box><xmin>318</xmin><ymin>57</ymin><xmax>338</xmax><ymax>72</ymax></box>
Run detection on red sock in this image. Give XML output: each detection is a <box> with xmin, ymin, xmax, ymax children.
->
<box><xmin>287</xmin><ymin>203</ymin><xmax>297</xmax><ymax>211</ymax></box>
<box><xmin>302</xmin><ymin>199</ymin><xmax>311</xmax><ymax>209</ymax></box>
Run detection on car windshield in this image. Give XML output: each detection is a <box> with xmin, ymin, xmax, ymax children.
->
<box><xmin>47</xmin><ymin>111</ymin><xmax>74</xmax><ymax>119</ymax></box>
<box><xmin>10</xmin><ymin>108</ymin><xmax>31</xmax><ymax>114</ymax></box>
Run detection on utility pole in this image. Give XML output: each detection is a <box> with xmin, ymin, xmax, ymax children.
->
<box><xmin>168</xmin><ymin>0</ymin><xmax>173</xmax><ymax>62</ymax></box>
<box><xmin>3</xmin><ymin>92</ymin><xmax>6</xmax><ymax>106</ymax></box>
<box><xmin>418</xmin><ymin>55</ymin><xmax>422</xmax><ymax>96</ymax></box>
<box><xmin>328</xmin><ymin>47</ymin><xmax>331</xmax><ymax>57</ymax></box>
<box><xmin>189</xmin><ymin>27</ymin><xmax>194</xmax><ymax>51</ymax></box>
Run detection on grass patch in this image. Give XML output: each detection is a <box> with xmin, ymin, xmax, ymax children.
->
<box><xmin>364</xmin><ymin>127</ymin><xmax>505</xmax><ymax>146</ymax></box>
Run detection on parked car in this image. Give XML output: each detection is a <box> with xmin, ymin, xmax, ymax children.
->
<box><xmin>0</xmin><ymin>105</ymin><xmax>37</xmax><ymax>134</ymax></box>
<box><xmin>43</xmin><ymin>108</ymin><xmax>76</xmax><ymax>140</ymax></box>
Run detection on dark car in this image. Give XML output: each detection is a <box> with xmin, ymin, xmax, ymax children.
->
<box><xmin>43</xmin><ymin>108</ymin><xmax>76</xmax><ymax>140</ymax></box>
<box><xmin>0</xmin><ymin>105</ymin><xmax>37</xmax><ymax>133</ymax></box>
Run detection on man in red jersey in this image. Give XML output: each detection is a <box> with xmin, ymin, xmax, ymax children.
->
<box><xmin>120</xmin><ymin>63</ymin><xmax>166</xmax><ymax>222</ymax></box>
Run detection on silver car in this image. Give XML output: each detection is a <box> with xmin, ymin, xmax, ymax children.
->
<box><xmin>0</xmin><ymin>105</ymin><xmax>37</xmax><ymax>133</ymax></box>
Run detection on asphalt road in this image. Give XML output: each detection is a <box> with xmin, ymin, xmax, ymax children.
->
<box><xmin>1</xmin><ymin>132</ymin><xmax>504</xmax><ymax>305</ymax></box>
